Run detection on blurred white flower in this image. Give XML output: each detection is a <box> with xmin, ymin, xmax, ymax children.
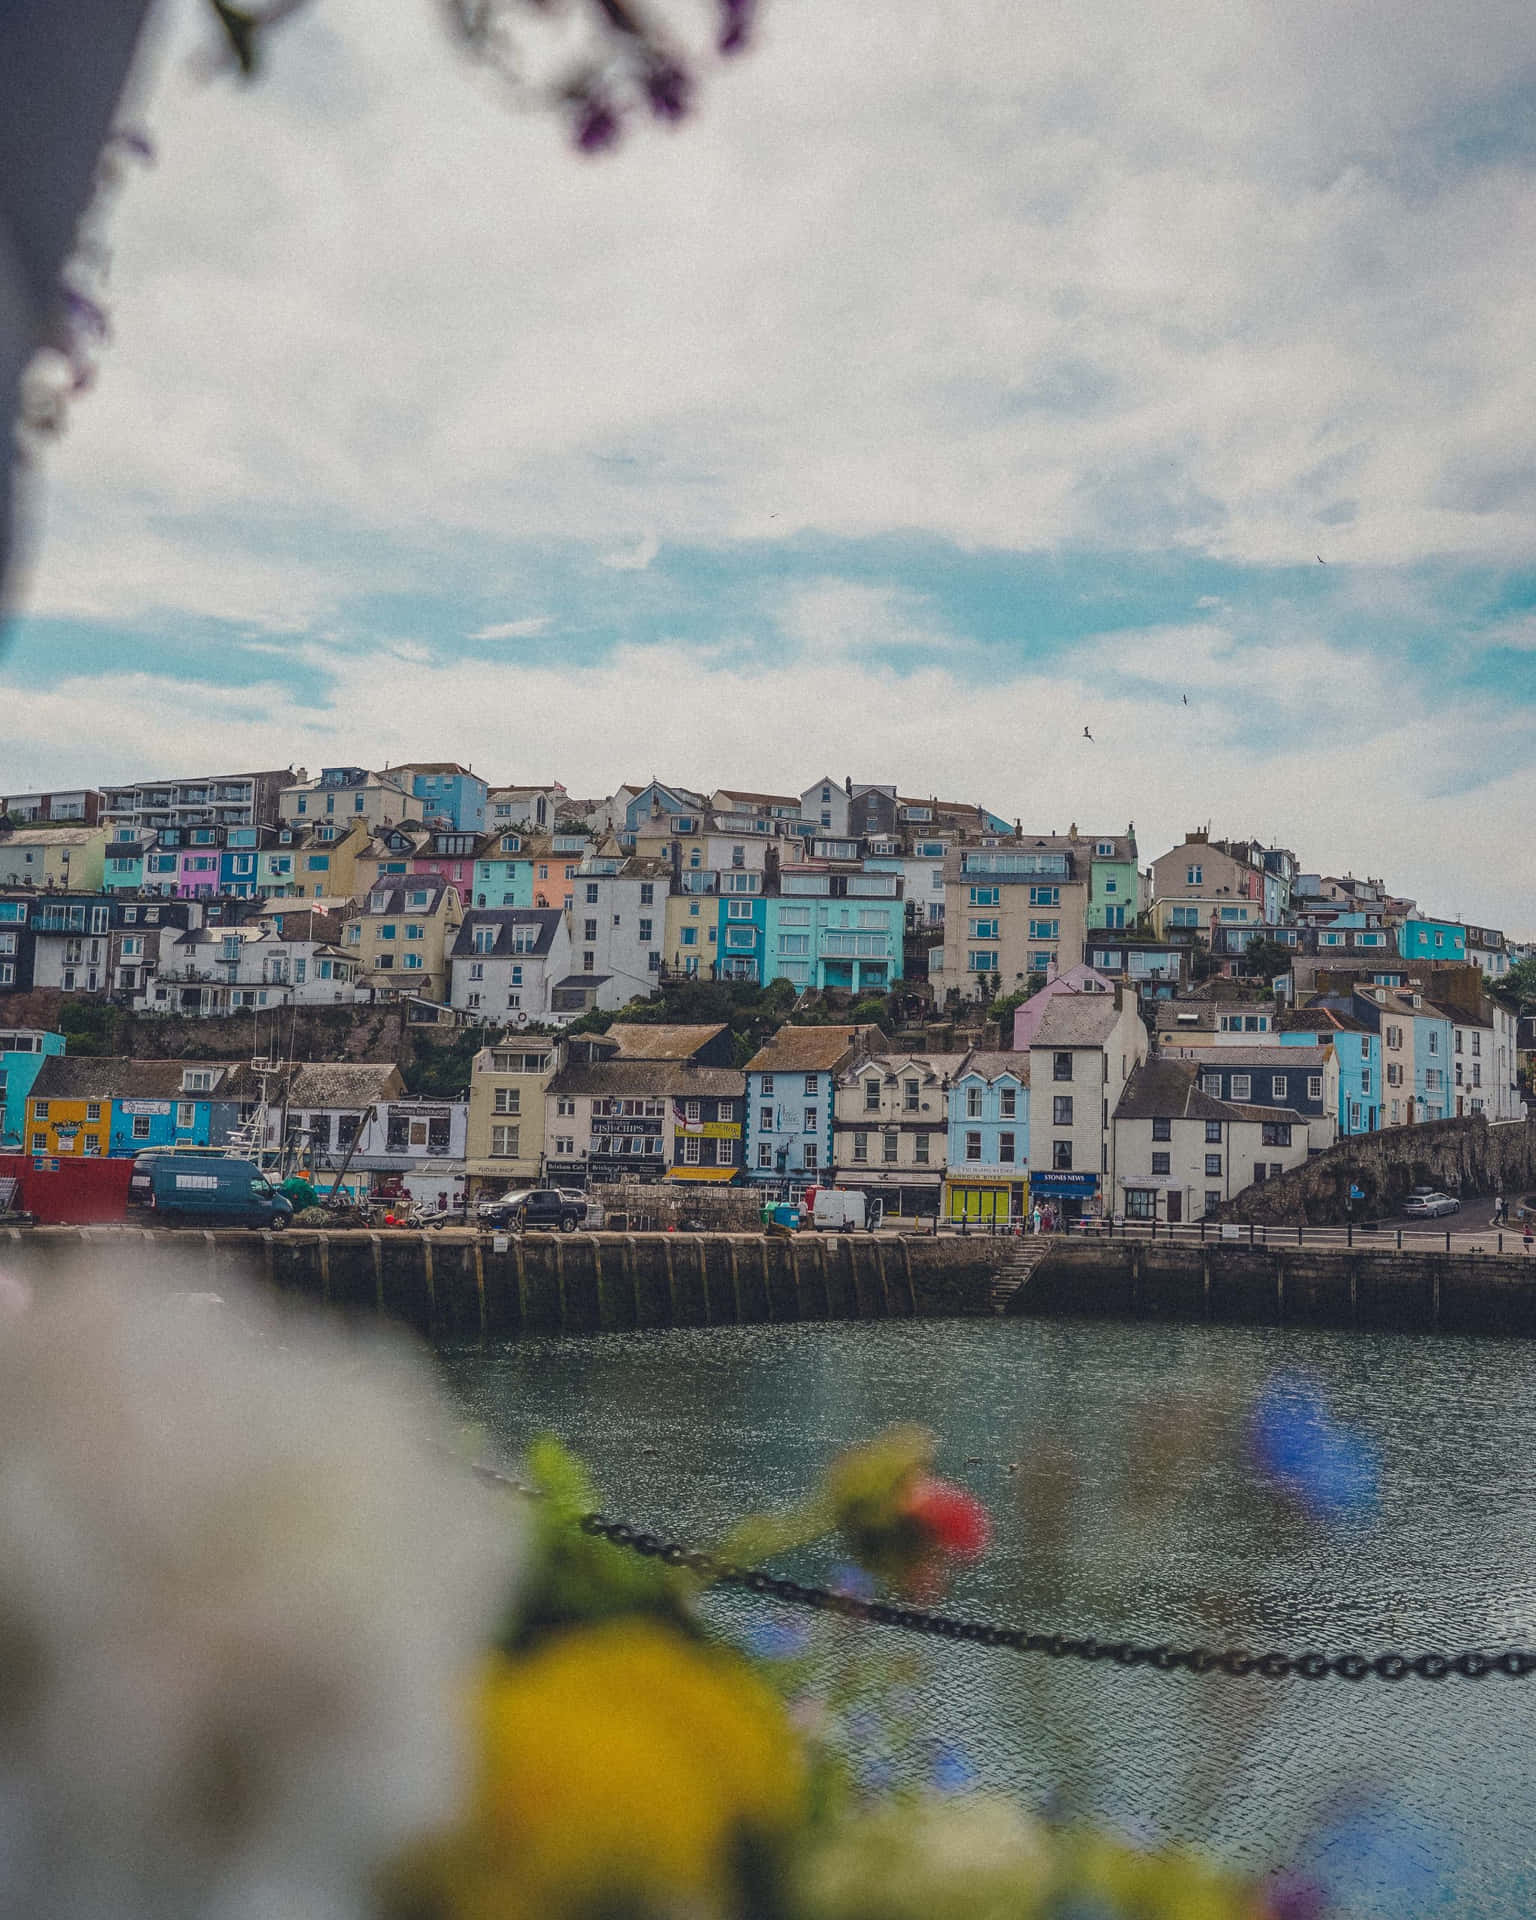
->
<box><xmin>0</xmin><ymin>1261</ymin><xmax>523</xmax><ymax>1920</ymax></box>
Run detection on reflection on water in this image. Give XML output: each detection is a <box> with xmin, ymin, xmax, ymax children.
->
<box><xmin>437</xmin><ymin>1318</ymin><xmax>1536</xmax><ymax>1917</ymax></box>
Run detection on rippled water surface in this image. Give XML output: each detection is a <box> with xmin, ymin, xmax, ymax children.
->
<box><xmin>437</xmin><ymin>1318</ymin><xmax>1536</xmax><ymax>1915</ymax></box>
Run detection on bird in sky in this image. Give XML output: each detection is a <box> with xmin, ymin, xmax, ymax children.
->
<box><xmin>1082</xmin><ymin>726</ymin><xmax>1094</xmax><ymax>742</ymax></box>
<box><xmin>1317</xmin><ymin>554</ymin><xmax>1327</xmax><ymax>564</ymax></box>
<box><xmin>1182</xmin><ymin>694</ymin><xmax>1189</xmax><ymax>705</ymax></box>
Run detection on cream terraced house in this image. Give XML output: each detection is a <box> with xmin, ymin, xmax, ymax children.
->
<box><xmin>464</xmin><ymin>1039</ymin><xmax>558</xmax><ymax>1197</ymax></box>
<box><xmin>1026</xmin><ymin>985</ymin><xmax>1148</xmax><ymax>1222</ymax></box>
<box><xmin>831</xmin><ymin>1049</ymin><xmax>968</xmax><ymax>1216</ymax></box>
<box><xmin>345</xmin><ymin>880</ymin><xmax>463</xmax><ymax>1002</ymax></box>
<box><xmin>931</xmin><ymin>841</ymin><xmax>1089</xmax><ymax>1004</ymax></box>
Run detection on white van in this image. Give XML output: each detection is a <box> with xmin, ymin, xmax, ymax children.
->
<box><xmin>808</xmin><ymin>1188</ymin><xmax>883</xmax><ymax>1232</ymax></box>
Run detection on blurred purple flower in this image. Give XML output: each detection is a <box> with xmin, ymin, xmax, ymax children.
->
<box><xmin>930</xmin><ymin>1741</ymin><xmax>975</xmax><ymax>1793</ymax></box>
<box><xmin>718</xmin><ymin>0</ymin><xmax>756</xmax><ymax>55</ymax></box>
<box><xmin>830</xmin><ymin>1561</ymin><xmax>877</xmax><ymax>1600</ymax></box>
<box><xmin>744</xmin><ymin>1616</ymin><xmax>810</xmax><ymax>1661</ymax></box>
<box><xmin>572</xmin><ymin>93</ymin><xmax>622</xmax><ymax>153</ymax></box>
<box><xmin>1261</xmin><ymin>1869</ymin><xmax>1329</xmax><ymax>1920</ymax></box>
<box><xmin>61</xmin><ymin>284</ymin><xmax>109</xmax><ymax>342</ymax></box>
<box><xmin>643</xmin><ymin>55</ymin><xmax>692</xmax><ymax>121</ymax></box>
<box><xmin>1250</xmin><ymin>1377</ymin><xmax>1378</xmax><ymax>1521</ymax></box>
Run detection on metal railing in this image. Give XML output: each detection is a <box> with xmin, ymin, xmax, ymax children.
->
<box><xmin>949</xmin><ymin>1214</ymin><xmax>1529</xmax><ymax>1256</ymax></box>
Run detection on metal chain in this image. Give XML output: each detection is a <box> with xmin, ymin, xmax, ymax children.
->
<box><xmin>470</xmin><ymin>1464</ymin><xmax>1536</xmax><ymax>1682</ymax></box>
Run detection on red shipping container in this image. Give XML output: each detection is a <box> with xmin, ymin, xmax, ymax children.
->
<box><xmin>0</xmin><ymin>1153</ymin><xmax>135</xmax><ymax>1226</ymax></box>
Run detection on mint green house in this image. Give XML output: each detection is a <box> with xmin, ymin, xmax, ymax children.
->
<box><xmin>472</xmin><ymin>830</ymin><xmax>535</xmax><ymax>908</ymax></box>
<box><xmin>1083</xmin><ymin>830</ymin><xmax>1139</xmax><ymax>930</ymax></box>
<box><xmin>102</xmin><ymin>837</ymin><xmax>146</xmax><ymax>892</ymax></box>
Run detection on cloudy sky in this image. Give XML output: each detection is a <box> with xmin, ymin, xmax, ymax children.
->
<box><xmin>5</xmin><ymin>0</ymin><xmax>1536</xmax><ymax>928</ymax></box>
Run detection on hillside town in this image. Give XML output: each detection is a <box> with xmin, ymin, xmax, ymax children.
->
<box><xmin>0</xmin><ymin>763</ymin><xmax>1527</xmax><ymax>1225</ymax></box>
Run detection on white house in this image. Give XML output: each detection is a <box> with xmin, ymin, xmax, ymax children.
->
<box><xmin>1113</xmin><ymin>1058</ymin><xmax>1312</xmax><ymax>1224</ymax></box>
<box><xmin>1027</xmin><ymin>984</ymin><xmax>1149</xmax><ymax>1222</ymax></box>
<box><xmin>447</xmin><ymin>907</ymin><xmax>571</xmax><ymax>1021</ymax></box>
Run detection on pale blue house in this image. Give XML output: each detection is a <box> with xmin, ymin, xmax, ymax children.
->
<box><xmin>472</xmin><ymin>831</ymin><xmax>535</xmax><ymax>908</ymax></box>
<box><xmin>763</xmin><ymin>870</ymin><xmax>905</xmax><ymax>993</ymax></box>
<box><xmin>743</xmin><ymin>1025</ymin><xmax>869</xmax><ymax>1187</ymax></box>
<box><xmin>944</xmin><ymin>1050</ymin><xmax>1029</xmax><ymax>1223</ymax></box>
<box><xmin>1280</xmin><ymin>1012</ymin><xmax>1378</xmax><ymax>1135</ymax></box>
<box><xmin>406</xmin><ymin>765</ymin><xmax>487</xmax><ymax>832</ymax></box>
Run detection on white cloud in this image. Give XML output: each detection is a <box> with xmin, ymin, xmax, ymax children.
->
<box><xmin>469</xmin><ymin>617</ymin><xmax>551</xmax><ymax>640</ymax></box>
<box><xmin>600</xmin><ymin>534</ymin><xmax>660</xmax><ymax>573</ymax></box>
<box><xmin>11</xmin><ymin>0</ymin><xmax>1536</xmax><ymax>637</ymax></box>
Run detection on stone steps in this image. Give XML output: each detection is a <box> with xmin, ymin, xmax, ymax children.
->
<box><xmin>989</xmin><ymin>1235</ymin><xmax>1059</xmax><ymax>1313</ymax></box>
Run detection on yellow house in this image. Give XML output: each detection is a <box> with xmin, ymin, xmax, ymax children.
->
<box><xmin>351</xmin><ymin>825</ymin><xmax>434</xmax><ymax>901</ymax></box>
<box><xmin>663</xmin><ymin>889</ymin><xmax>718</xmax><ymax>978</ymax></box>
<box><xmin>0</xmin><ymin>824</ymin><xmax>109</xmax><ymax>892</ymax></box>
<box><xmin>464</xmin><ymin>1039</ymin><xmax>557</xmax><ymax>1197</ymax></box>
<box><xmin>344</xmin><ymin>879</ymin><xmax>463</xmax><ymax>1000</ymax></box>
<box><xmin>294</xmin><ymin>821</ymin><xmax>371</xmax><ymax>901</ymax></box>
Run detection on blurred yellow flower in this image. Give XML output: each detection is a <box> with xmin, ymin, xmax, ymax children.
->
<box><xmin>403</xmin><ymin>1619</ymin><xmax>805</xmax><ymax>1919</ymax></box>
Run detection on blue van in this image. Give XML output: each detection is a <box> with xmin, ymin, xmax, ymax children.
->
<box><xmin>127</xmin><ymin>1153</ymin><xmax>295</xmax><ymax>1230</ymax></box>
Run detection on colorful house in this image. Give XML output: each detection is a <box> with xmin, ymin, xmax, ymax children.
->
<box><xmin>0</xmin><ymin>1028</ymin><xmax>65</xmax><ymax>1150</ymax></box>
<box><xmin>742</xmin><ymin>1025</ymin><xmax>875</xmax><ymax>1186</ymax></box>
<box><xmin>471</xmin><ymin>829</ymin><xmax>536</xmax><ymax>908</ymax></box>
<box><xmin>293</xmin><ymin>821</ymin><xmax>370</xmax><ymax>901</ymax></box>
<box><xmin>0</xmin><ymin>824</ymin><xmax>109</xmax><ymax>892</ymax></box>
<box><xmin>344</xmin><ymin>879</ymin><xmax>464</xmax><ymax>1001</ymax></box>
<box><xmin>763</xmin><ymin>869</ymin><xmax>904</xmax><ymax>993</ymax></box>
<box><xmin>102</xmin><ymin>836</ymin><xmax>147</xmax><ymax>892</ymax></box>
<box><xmin>1279</xmin><ymin>1008</ymin><xmax>1378</xmax><ymax>1135</ymax></box>
<box><xmin>944</xmin><ymin>1051</ymin><xmax>1030</xmax><ymax>1222</ymax></box>
<box><xmin>832</xmin><ymin>1048</ymin><xmax>965</xmax><ymax>1217</ymax></box>
<box><xmin>23</xmin><ymin>1056</ymin><xmax>254</xmax><ymax>1158</ymax></box>
<box><xmin>464</xmin><ymin>1038</ymin><xmax>557</xmax><ymax>1197</ymax></box>
<box><xmin>1399</xmin><ymin>918</ymin><xmax>1467</xmax><ymax>965</ymax></box>
<box><xmin>394</xmin><ymin>763</ymin><xmax>488</xmax><ymax>833</ymax></box>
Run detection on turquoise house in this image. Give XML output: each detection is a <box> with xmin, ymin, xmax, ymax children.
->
<box><xmin>472</xmin><ymin>831</ymin><xmax>535</xmax><ymax>908</ymax></box>
<box><xmin>1281</xmin><ymin>1018</ymin><xmax>1378</xmax><ymax>1134</ymax></box>
<box><xmin>763</xmin><ymin>872</ymin><xmax>905</xmax><ymax>993</ymax></box>
<box><xmin>1399</xmin><ymin>918</ymin><xmax>1466</xmax><ymax>964</ymax></box>
<box><xmin>0</xmin><ymin>1028</ymin><xmax>65</xmax><ymax>1149</ymax></box>
<box><xmin>717</xmin><ymin>887</ymin><xmax>769</xmax><ymax>983</ymax></box>
<box><xmin>102</xmin><ymin>838</ymin><xmax>146</xmax><ymax>893</ymax></box>
<box><xmin>1083</xmin><ymin>832</ymin><xmax>1138</xmax><ymax>930</ymax></box>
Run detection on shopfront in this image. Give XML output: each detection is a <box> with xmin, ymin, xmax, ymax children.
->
<box><xmin>945</xmin><ymin>1178</ymin><xmax>1027</xmax><ymax>1224</ymax></box>
<box><xmin>1028</xmin><ymin>1169</ymin><xmax>1100</xmax><ymax>1223</ymax></box>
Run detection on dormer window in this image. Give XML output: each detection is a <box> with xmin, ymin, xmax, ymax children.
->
<box><xmin>181</xmin><ymin>1068</ymin><xmax>216</xmax><ymax>1092</ymax></box>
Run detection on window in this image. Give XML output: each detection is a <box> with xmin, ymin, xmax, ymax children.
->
<box><xmin>1361</xmin><ymin>1067</ymin><xmax>1372</xmax><ymax>1095</ymax></box>
<box><xmin>131</xmin><ymin>1114</ymin><xmax>151</xmax><ymax>1140</ymax></box>
<box><xmin>803</xmin><ymin>1108</ymin><xmax>817</xmax><ymax>1134</ymax></box>
<box><xmin>1053</xmin><ymin>1095</ymin><xmax>1073</xmax><ymax>1126</ymax></box>
<box><xmin>1029</xmin><ymin>886</ymin><xmax>1060</xmax><ymax>907</ymax></box>
<box><xmin>964</xmin><ymin>1131</ymin><xmax>982</xmax><ymax>1161</ymax></box>
<box><xmin>585</xmin><ymin>883</ymin><xmax>599</xmax><ymax>904</ymax></box>
<box><xmin>803</xmin><ymin>1143</ymin><xmax>818</xmax><ymax>1170</ymax></box>
<box><xmin>1428</xmin><ymin>1030</ymin><xmax>1440</xmax><ymax>1055</ymax></box>
<box><xmin>640</xmin><ymin>882</ymin><xmax>654</xmax><ymax>905</ymax></box>
<box><xmin>1028</xmin><ymin>919</ymin><xmax>1059</xmax><ymax>940</ymax></box>
<box><xmin>582</xmin><ymin>951</ymin><xmax>594</xmax><ymax>971</ymax></box>
<box><xmin>493</xmin><ymin>1086</ymin><xmax>520</xmax><ymax>1115</ymax></box>
<box><xmin>1186</xmin><ymin>864</ymin><xmax>1203</xmax><ymax>885</ymax></box>
<box><xmin>1152</xmin><ymin>1117</ymin><xmax>1172</xmax><ymax>1141</ymax></box>
<box><xmin>639</xmin><ymin>918</ymin><xmax>654</xmax><ymax>942</ymax></box>
<box><xmin>999</xmin><ymin>1131</ymin><xmax>1015</xmax><ymax>1164</ymax></box>
<box><xmin>1230</xmin><ymin>1074</ymin><xmax>1251</xmax><ymax>1100</ymax></box>
<box><xmin>716</xmin><ymin>1137</ymin><xmax>737</xmax><ymax>1167</ymax></box>
<box><xmin>999</xmin><ymin>1086</ymin><xmax>1017</xmax><ymax>1118</ymax></box>
<box><xmin>965</xmin><ymin>1086</ymin><xmax>983</xmax><ymax>1119</ymax></box>
<box><xmin>969</xmin><ymin>952</ymin><xmax>1000</xmax><ymax>973</ymax></box>
<box><xmin>1171</xmin><ymin>906</ymin><xmax>1201</xmax><ymax>928</ymax></box>
<box><xmin>556</xmin><ymin>1098</ymin><xmax>576</xmax><ymax>1117</ymax></box>
<box><xmin>1053</xmin><ymin>1053</ymin><xmax>1073</xmax><ymax>1082</ymax></box>
<box><xmin>914</xmin><ymin>1133</ymin><xmax>930</xmax><ymax>1163</ymax></box>
<box><xmin>882</xmin><ymin>1131</ymin><xmax>899</xmax><ymax>1163</ymax></box>
<box><xmin>1052</xmin><ymin>1140</ymin><xmax>1073</xmax><ymax>1169</ymax></box>
<box><xmin>81</xmin><ymin>1134</ymin><xmax>101</xmax><ymax>1157</ymax></box>
<box><xmin>1206</xmin><ymin>1191</ymin><xmax>1223</xmax><ymax>1216</ymax></box>
<box><xmin>1125</xmin><ymin>1189</ymin><xmax>1155</xmax><ymax>1221</ymax></box>
<box><xmin>33</xmin><ymin>1100</ymin><xmax>51</xmax><ymax>1121</ymax></box>
<box><xmin>85</xmin><ymin>1101</ymin><xmax>102</xmax><ymax>1122</ymax></box>
<box><xmin>853</xmin><ymin>1132</ymin><xmax>869</xmax><ymax>1163</ymax></box>
<box><xmin>681</xmin><ymin>1136</ymin><xmax>702</xmax><ymax>1165</ymax></box>
<box><xmin>177</xmin><ymin>1101</ymin><xmax>196</xmax><ymax>1128</ymax></box>
<box><xmin>1205</xmin><ymin>1154</ymin><xmax>1222</xmax><ymax>1176</ymax></box>
<box><xmin>902</xmin><ymin>1077</ymin><xmax>920</xmax><ymax>1112</ymax></box>
<box><xmin>968</xmin><ymin>918</ymin><xmax>1000</xmax><ymax>939</ymax></box>
<box><xmin>864</xmin><ymin>1078</ymin><xmax>881</xmax><ymax>1111</ymax></box>
<box><xmin>31</xmin><ymin>1133</ymin><xmax>45</xmax><ymax>1152</ymax></box>
<box><xmin>1262</xmin><ymin>1122</ymin><xmax>1292</xmax><ymax>1147</ymax></box>
<box><xmin>1473</xmin><ymin>1032</ymin><xmax>1482</xmax><ymax>1057</ymax></box>
<box><xmin>553</xmin><ymin>1136</ymin><xmax>574</xmax><ymax>1156</ymax></box>
<box><xmin>757</xmin><ymin>1142</ymin><xmax>774</xmax><ymax>1169</ymax></box>
<box><xmin>1205</xmin><ymin>1120</ymin><xmax>1222</xmax><ymax>1143</ymax></box>
<box><xmin>1387</xmin><ymin>1062</ymin><xmax>1403</xmax><ymax>1087</ymax></box>
<box><xmin>405</xmin><ymin>923</ymin><xmax>424</xmax><ymax>939</ymax></box>
<box><xmin>1151</xmin><ymin>1151</ymin><xmax>1171</xmax><ymax>1175</ymax></box>
<box><xmin>802</xmin><ymin>1075</ymin><xmax>818</xmax><ymax>1095</ymax></box>
<box><xmin>1307</xmin><ymin>1074</ymin><xmax>1322</xmax><ymax>1100</ymax></box>
<box><xmin>1267</xmin><ymin>1075</ymin><xmax>1286</xmax><ymax>1100</ymax></box>
<box><xmin>968</xmin><ymin>886</ymin><xmax>1000</xmax><ymax>906</ymax></box>
<box><xmin>583</xmin><ymin>919</ymin><xmax>597</xmax><ymax>941</ymax></box>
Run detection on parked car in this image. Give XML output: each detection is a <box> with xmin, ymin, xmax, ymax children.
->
<box><xmin>477</xmin><ymin>1187</ymin><xmax>586</xmax><ymax>1232</ymax></box>
<box><xmin>127</xmin><ymin>1153</ymin><xmax>294</xmax><ymax>1231</ymax></box>
<box><xmin>1403</xmin><ymin>1191</ymin><xmax>1460</xmax><ymax>1218</ymax></box>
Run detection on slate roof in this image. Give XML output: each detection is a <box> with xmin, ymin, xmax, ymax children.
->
<box><xmin>1115</xmin><ymin>1060</ymin><xmax>1307</xmax><ymax>1130</ymax></box>
<box><xmin>546</xmin><ymin>1062</ymin><xmax>745</xmax><ymax>1099</ymax></box>
<box><xmin>285</xmin><ymin>1062</ymin><xmax>406</xmax><ymax>1109</ymax></box>
<box><xmin>1197</xmin><ymin>1044</ymin><xmax>1331</xmax><ymax>1068</ymax></box>
<box><xmin>449</xmin><ymin>909</ymin><xmax>563</xmax><ymax>959</ymax></box>
<box><xmin>0</xmin><ymin>825</ymin><xmax>103</xmax><ymax>846</ymax></box>
<box><xmin>844</xmin><ymin>1050</ymin><xmax>969</xmax><ymax>1085</ymax></box>
<box><xmin>28</xmin><ymin>1057</ymin><xmax>255</xmax><ymax>1101</ymax></box>
<box><xmin>957</xmin><ymin>1049</ymin><xmax>1030</xmax><ymax>1085</ymax></box>
<box><xmin>359</xmin><ymin>880</ymin><xmax>456</xmax><ymax>915</ymax></box>
<box><xmin>743</xmin><ymin>1025</ymin><xmax>878</xmax><ymax>1074</ymax></box>
<box><xmin>1031</xmin><ymin>993</ymin><xmax>1125</xmax><ymax>1048</ymax></box>
<box><xmin>605</xmin><ymin>1022</ymin><xmax>729</xmax><ymax>1061</ymax></box>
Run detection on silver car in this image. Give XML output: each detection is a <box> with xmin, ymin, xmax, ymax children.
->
<box><xmin>1403</xmin><ymin>1191</ymin><xmax>1460</xmax><ymax>1218</ymax></box>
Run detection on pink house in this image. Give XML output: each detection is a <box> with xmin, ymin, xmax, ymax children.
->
<box><xmin>176</xmin><ymin>847</ymin><xmax>222</xmax><ymax>898</ymax></box>
<box><xmin>1011</xmin><ymin>964</ymin><xmax>1117</xmax><ymax>1050</ymax></box>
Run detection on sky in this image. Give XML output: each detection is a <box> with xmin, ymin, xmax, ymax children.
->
<box><xmin>4</xmin><ymin>0</ymin><xmax>1536</xmax><ymax>930</ymax></box>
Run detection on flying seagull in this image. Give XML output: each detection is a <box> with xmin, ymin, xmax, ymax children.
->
<box><xmin>1182</xmin><ymin>694</ymin><xmax>1189</xmax><ymax>705</ymax></box>
<box><xmin>1082</xmin><ymin>726</ymin><xmax>1094</xmax><ymax>742</ymax></box>
<box><xmin>1317</xmin><ymin>554</ymin><xmax>1327</xmax><ymax>564</ymax></box>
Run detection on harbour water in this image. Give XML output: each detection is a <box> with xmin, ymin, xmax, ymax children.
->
<box><xmin>438</xmin><ymin>1318</ymin><xmax>1536</xmax><ymax>1915</ymax></box>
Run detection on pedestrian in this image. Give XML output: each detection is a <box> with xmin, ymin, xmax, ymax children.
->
<box><xmin>1524</xmin><ymin>1219</ymin><xmax>1533</xmax><ymax>1257</ymax></box>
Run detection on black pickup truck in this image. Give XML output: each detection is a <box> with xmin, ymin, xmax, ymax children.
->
<box><xmin>477</xmin><ymin>1187</ymin><xmax>586</xmax><ymax>1232</ymax></box>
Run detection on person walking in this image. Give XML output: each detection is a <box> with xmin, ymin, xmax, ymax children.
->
<box><xmin>1524</xmin><ymin>1218</ymin><xmax>1533</xmax><ymax>1257</ymax></box>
